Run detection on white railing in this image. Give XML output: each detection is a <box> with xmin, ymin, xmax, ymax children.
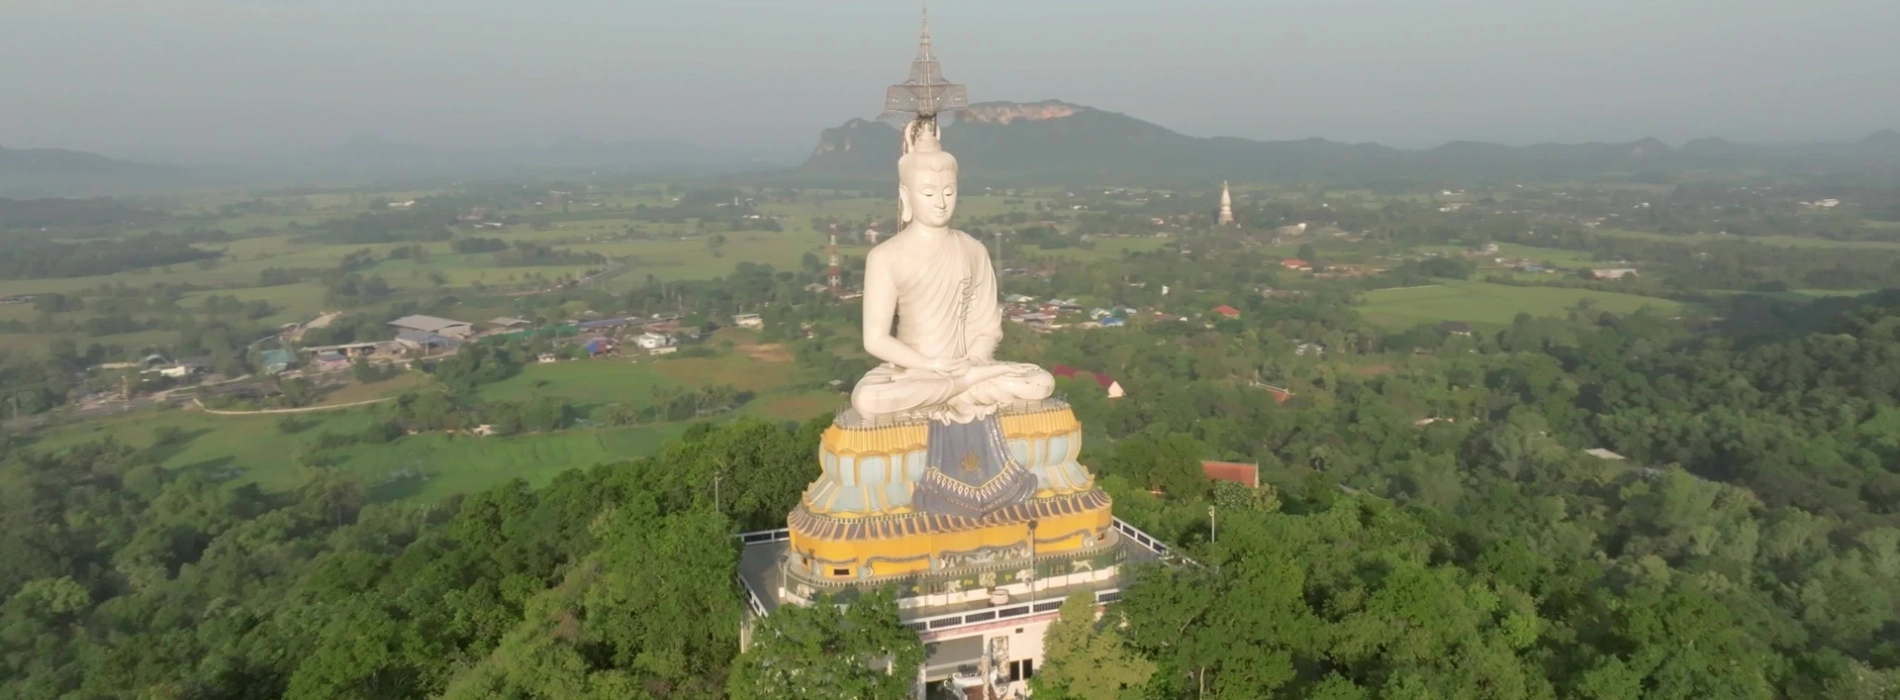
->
<box><xmin>741</xmin><ymin>579</ymin><xmax>770</xmax><ymax>616</ymax></box>
<box><xmin>733</xmin><ymin>519</ymin><xmax>1195</xmax><ymax>625</ymax></box>
<box><xmin>733</xmin><ymin>528</ymin><xmax>790</xmax><ymax>617</ymax></box>
<box><xmin>735</xmin><ymin>528</ymin><xmax>791</xmax><ymax>545</ymax></box>
<box><xmin>902</xmin><ymin>587</ymin><xmax>1124</xmax><ymax>634</ymax></box>
<box><xmin>1112</xmin><ymin>517</ymin><xmax>1201</xmax><ymax>568</ymax></box>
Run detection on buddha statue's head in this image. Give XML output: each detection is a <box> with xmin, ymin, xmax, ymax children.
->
<box><xmin>898</xmin><ymin>126</ymin><xmax>958</xmax><ymax>228</ymax></box>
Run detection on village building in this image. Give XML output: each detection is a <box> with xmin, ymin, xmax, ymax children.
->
<box><xmin>1211</xmin><ymin>304</ymin><xmax>1241</xmax><ymax>320</ymax></box>
<box><xmin>732</xmin><ymin>313</ymin><xmax>764</xmax><ymax>329</ymax></box>
<box><xmin>634</xmin><ymin>332</ymin><xmax>678</xmax><ymax>355</ymax></box>
<box><xmin>388</xmin><ymin>315</ymin><xmax>474</xmax><ymax>339</ymax></box>
<box><xmin>394</xmin><ymin>331</ymin><xmax>463</xmax><ymax>354</ymax></box>
<box><xmin>488</xmin><ymin>317</ymin><xmax>533</xmax><ymax>332</ymax></box>
<box><xmin>1253</xmin><ymin>382</ymin><xmax>1296</xmax><ymax>403</ymax></box>
<box><xmin>260</xmin><ymin>349</ymin><xmax>292</xmax><ymax>375</ymax></box>
<box><xmin>1052</xmin><ymin>365</ymin><xmax>1126</xmax><ymax>399</ymax></box>
<box><xmin>301</xmin><ymin>341</ymin><xmax>383</xmax><ymax>359</ymax></box>
<box><xmin>1201</xmin><ymin>461</ymin><xmax>1260</xmax><ymax>488</ymax></box>
<box><xmin>575</xmin><ymin>317</ymin><xmax>633</xmax><ymax>331</ymax></box>
<box><xmin>1592</xmin><ymin>268</ymin><xmax>1639</xmax><ymax>280</ymax></box>
<box><xmin>313</xmin><ymin>351</ymin><xmax>352</xmax><ymax>371</ymax></box>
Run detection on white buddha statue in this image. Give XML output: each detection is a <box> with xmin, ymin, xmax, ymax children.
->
<box><xmin>850</xmin><ymin>127</ymin><xmax>1054</xmax><ymax>424</ymax></box>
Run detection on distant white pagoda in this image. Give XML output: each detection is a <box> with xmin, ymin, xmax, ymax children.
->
<box><xmin>1218</xmin><ymin>181</ymin><xmax>1235</xmax><ymax>226</ymax></box>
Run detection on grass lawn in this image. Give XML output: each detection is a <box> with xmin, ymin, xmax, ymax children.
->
<box><xmin>1360</xmin><ymin>279</ymin><xmax>1685</xmax><ymax>329</ymax></box>
<box><xmin>315</xmin><ymin>371</ymin><xmax>434</xmax><ymax>405</ymax></box>
<box><xmin>478</xmin><ymin>348</ymin><xmax>810</xmax><ymax>418</ymax></box>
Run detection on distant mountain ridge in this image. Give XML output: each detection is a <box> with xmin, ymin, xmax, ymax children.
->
<box><xmin>0</xmin><ymin>146</ymin><xmax>168</xmax><ymax>177</ymax></box>
<box><xmin>798</xmin><ymin>100</ymin><xmax>1900</xmax><ymax>185</ymax></box>
<box><xmin>315</xmin><ymin>135</ymin><xmax>776</xmax><ymax>174</ymax></box>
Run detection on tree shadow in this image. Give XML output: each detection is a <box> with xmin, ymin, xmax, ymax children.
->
<box><xmin>173</xmin><ymin>456</ymin><xmax>239</xmax><ymax>482</ymax></box>
<box><xmin>368</xmin><ymin>474</ymin><xmax>427</xmax><ymax>503</ymax></box>
<box><xmin>142</xmin><ymin>427</ymin><xmax>215</xmax><ymax>463</ymax></box>
<box><xmin>1703</xmin><ymin>289</ymin><xmax>1900</xmax><ymax>349</ymax></box>
<box><xmin>274</xmin><ymin>416</ymin><xmax>319</xmax><ymax>435</ymax></box>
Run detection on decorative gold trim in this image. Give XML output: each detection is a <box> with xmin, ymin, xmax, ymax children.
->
<box><xmin>823</xmin><ymin>424</ymin><xmax>929</xmax><ymax>455</ymax></box>
<box><xmin>789</xmin><ymin>488</ymin><xmax>1114</xmax><ymax>541</ymax></box>
<box><xmin>1000</xmin><ymin>408</ymin><xmax>1082</xmax><ymax>439</ymax></box>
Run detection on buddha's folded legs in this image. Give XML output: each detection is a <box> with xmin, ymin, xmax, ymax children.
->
<box><xmin>852</xmin><ymin>363</ymin><xmax>1055</xmax><ymax>423</ymax></box>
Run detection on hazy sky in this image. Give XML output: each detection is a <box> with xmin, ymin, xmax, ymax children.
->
<box><xmin>3</xmin><ymin>0</ymin><xmax>1896</xmax><ymax>156</ymax></box>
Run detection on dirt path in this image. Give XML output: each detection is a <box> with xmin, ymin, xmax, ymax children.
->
<box><xmin>741</xmin><ymin>343</ymin><xmax>793</xmax><ymax>362</ymax></box>
<box><xmin>192</xmin><ymin>396</ymin><xmax>394</xmax><ymax>415</ymax></box>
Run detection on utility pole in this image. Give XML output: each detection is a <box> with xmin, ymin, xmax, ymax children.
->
<box><xmin>1208</xmin><ymin>505</ymin><xmax>1217</xmax><ymax>545</ymax></box>
<box><xmin>1027</xmin><ymin>519</ymin><xmax>1039</xmax><ymax>599</ymax></box>
<box><xmin>995</xmin><ymin>229</ymin><xmax>1004</xmax><ymax>275</ymax></box>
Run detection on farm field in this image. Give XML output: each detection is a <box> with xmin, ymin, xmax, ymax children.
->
<box><xmin>1417</xmin><ymin>243</ymin><xmax>1604</xmax><ymax>269</ymax></box>
<box><xmin>0</xmin><ymin>234</ymin><xmax>605</xmax><ymax>323</ymax></box>
<box><xmin>28</xmin><ymin>405</ymin><xmax>690</xmax><ymax>503</ymax></box>
<box><xmin>477</xmin><ymin>338</ymin><xmax>830</xmax><ymax>420</ymax></box>
<box><xmin>1359</xmin><ymin>279</ymin><xmax>1685</xmax><ymax>329</ymax></box>
<box><xmin>26</xmin><ymin>354</ymin><xmax>836</xmax><ymax>505</ymax></box>
<box><xmin>1593</xmin><ymin>228</ymin><xmax>1900</xmax><ymax>250</ymax></box>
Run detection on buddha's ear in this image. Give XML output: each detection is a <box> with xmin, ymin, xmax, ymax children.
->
<box><xmin>898</xmin><ymin>184</ymin><xmax>913</xmax><ymax>224</ymax></box>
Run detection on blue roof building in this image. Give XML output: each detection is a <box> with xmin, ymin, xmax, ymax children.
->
<box><xmin>260</xmin><ymin>349</ymin><xmax>292</xmax><ymax>375</ymax></box>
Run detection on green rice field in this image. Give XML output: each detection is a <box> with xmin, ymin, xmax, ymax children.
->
<box><xmin>1360</xmin><ymin>279</ymin><xmax>1685</xmax><ymax>329</ymax></box>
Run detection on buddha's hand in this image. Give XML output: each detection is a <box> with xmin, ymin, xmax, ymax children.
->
<box><xmin>924</xmin><ymin>356</ymin><xmax>972</xmax><ymax>376</ymax></box>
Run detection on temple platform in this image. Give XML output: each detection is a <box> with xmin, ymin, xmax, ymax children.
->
<box><xmin>787</xmin><ymin>398</ymin><xmax>1114</xmax><ymax>581</ymax></box>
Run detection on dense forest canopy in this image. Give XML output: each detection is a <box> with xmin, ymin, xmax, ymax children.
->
<box><xmin>0</xmin><ymin>197</ymin><xmax>163</xmax><ymax>231</ymax></box>
<box><xmin>10</xmin><ymin>164</ymin><xmax>1900</xmax><ymax>699</ymax></box>
<box><xmin>12</xmin><ymin>291</ymin><xmax>1900</xmax><ymax>698</ymax></box>
<box><xmin>0</xmin><ymin>231</ymin><xmax>224</xmax><ymax>280</ymax></box>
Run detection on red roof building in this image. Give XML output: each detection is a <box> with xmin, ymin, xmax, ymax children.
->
<box><xmin>1201</xmin><ymin>461</ymin><xmax>1260</xmax><ymax>488</ymax></box>
<box><xmin>1051</xmin><ymin>364</ymin><xmax>1126</xmax><ymax>399</ymax></box>
<box><xmin>1280</xmin><ymin>258</ymin><xmax>1312</xmax><ymax>271</ymax></box>
<box><xmin>1212</xmin><ymin>305</ymin><xmax>1241</xmax><ymax>319</ymax></box>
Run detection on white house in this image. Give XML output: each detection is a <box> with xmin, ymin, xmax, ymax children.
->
<box><xmin>635</xmin><ymin>332</ymin><xmax>678</xmax><ymax>355</ymax></box>
<box><xmin>732</xmin><ymin>313</ymin><xmax>764</xmax><ymax>329</ymax></box>
<box><xmin>1591</xmin><ymin>268</ymin><xmax>1639</xmax><ymax>280</ymax></box>
<box><xmin>634</xmin><ymin>332</ymin><xmax>675</xmax><ymax>350</ymax></box>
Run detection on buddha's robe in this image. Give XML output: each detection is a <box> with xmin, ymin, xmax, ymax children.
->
<box><xmin>851</xmin><ymin>230</ymin><xmax>1054</xmax><ymax>423</ymax></box>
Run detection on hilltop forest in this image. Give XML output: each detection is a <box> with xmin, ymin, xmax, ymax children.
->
<box><xmin>9</xmin><ymin>281</ymin><xmax>1900</xmax><ymax>698</ymax></box>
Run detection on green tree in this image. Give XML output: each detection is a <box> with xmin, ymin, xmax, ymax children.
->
<box><xmin>1033</xmin><ymin>592</ymin><xmax>1155</xmax><ymax>700</ymax></box>
<box><xmin>727</xmin><ymin>588</ymin><xmax>923</xmax><ymax>700</ymax></box>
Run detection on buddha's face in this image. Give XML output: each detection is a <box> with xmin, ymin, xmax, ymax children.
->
<box><xmin>901</xmin><ymin>166</ymin><xmax>958</xmax><ymax>228</ymax></box>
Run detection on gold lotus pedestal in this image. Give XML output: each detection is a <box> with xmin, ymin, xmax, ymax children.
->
<box><xmin>786</xmin><ymin>399</ymin><xmax>1115</xmax><ymax>582</ymax></box>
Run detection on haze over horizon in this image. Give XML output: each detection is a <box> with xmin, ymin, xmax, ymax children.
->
<box><xmin>4</xmin><ymin>0</ymin><xmax>1896</xmax><ymax>158</ymax></box>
